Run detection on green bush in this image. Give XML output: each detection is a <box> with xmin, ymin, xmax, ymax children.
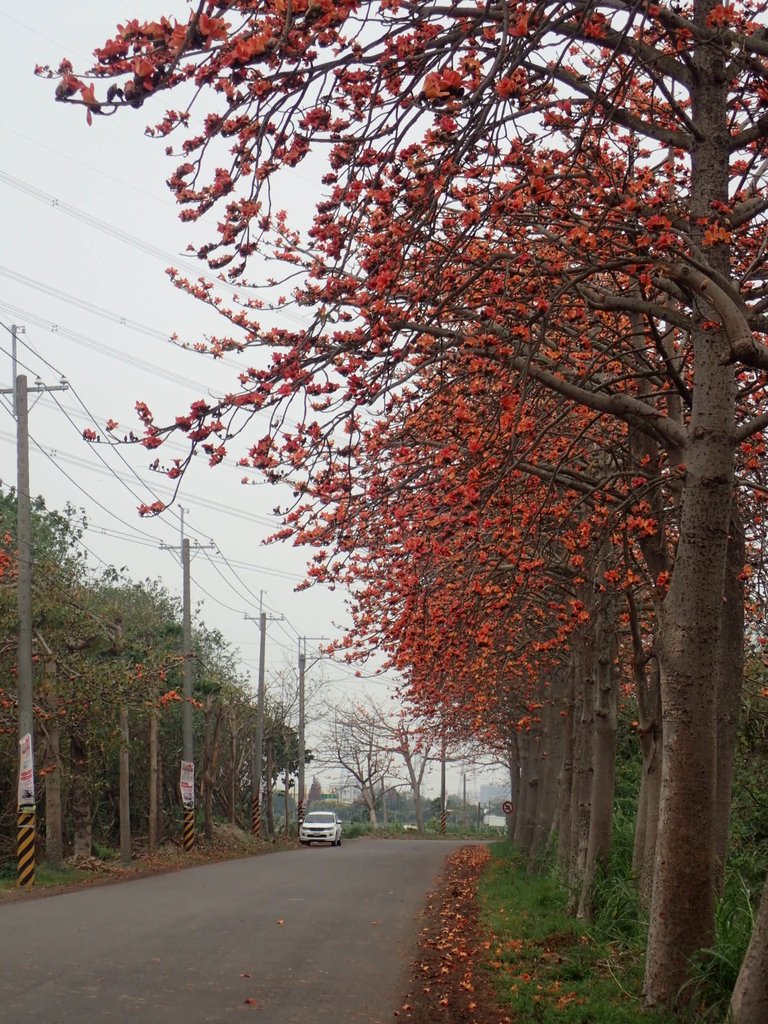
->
<box><xmin>343</xmin><ymin>822</ymin><xmax>371</xmax><ymax>839</ymax></box>
<box><xmin>92</xmin><ymin>842</ymin><xmax>119</xmax><ymax>862</ymax></box>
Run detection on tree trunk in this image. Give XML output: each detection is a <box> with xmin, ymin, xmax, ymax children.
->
<box><xmin>636</xmin><ymin>661</ymin><xmax>663</xmax><ymax>910</ymax></box>
<box><xmin>69</xmin><ymin>731</ymin><xmax>92</xmax><ymax>859</ymax></box>
<box><xmin>202</xmin><ymin>696</ymin><xmax>223</xmax><ymax>843</ymax></box>
<box><xmin>41</xmin><ymin>660</ymin><xmax>63</xmax><ymax>868</ymax></box>
<box><xmin>229</xmin><ymin>712</ymin><xmax>238</xmax><ymax>825</ymax></box>
<box><xmin>156</xmin><ymin>732</ymin><xmax>165</xmax><ymax>845</ymax></box>
<box><xmin>729</xmin><ymin>874</ymin><xmax>768</xmax><ymax>1024</ymax></box>
<box><xmin>513</xmin><ymin>729</ymin><xmax>533</xmax><ymax>851</ymax></box>
<box><xmin>266</xmin><ymin>737</ymin><xmax>275</xmax><ymax>837</ymax></box>
<box><xmin>119</xmin><ymin>705</ymin><xmax>131</xmax><ymax>865</ymax></box>
<box><xmin>529</xmin><ymin>682</ymin><xmax>565</xmax><ymax>871</ymax></box>
<box><xmin>507</xmin><ymin>735</ymin><xmax>520</xmax><ymax>843</ymax></box>
<box><xmin>568</xmin><ymin>635</ymin><xmax>595</xmax><ymax>910</ymax></box>
<box><xmin>578</xmin><ymin>596</ymin><xmax>618</xmax><ymax>921</ymax></box>
<box><xmin>643</xmin><ymin>13</ymin><xmax>737</xmax><ymax>1003</ymax></box>
<box><xmin>364</xmin><ymin>784</ymin><xmax>378</xmax><ymax>827</ymax></box>
<box><xmin>527</xmin><ymin>714</ymin><xmax>548</xmax><ymax>869</ymax></box>
<box><xmin>43</xmin><ymin>717</ymin><xmax>64</xmax><ymax>867</ymax></box>
<box><xmin>413</xmin><ymin>781</ymin><xmax>424</xmax><ymax>832</ymax></box>
<box><xmin>522</xmin><ymin>730</ymin><xmax>540</xmax><ymax>864</ymax></box>
<box><xmin>556</xmin><ymin>659</ymin><xmax>576</xmax><ymax>872</ymax></box>
<box><xmin>645</xmin><ymin>385</ymin><xmax>735</xmax><ymax>1004</ymax></box>
<box><xmin>714</xmin><ymin>514</ymin><xmax>744</xmax><ymax>890</ymax></box>
<box><xmin>148</xmin><ymin>702</ymin><xmax>159</xmax><ymax>857</ymax></box>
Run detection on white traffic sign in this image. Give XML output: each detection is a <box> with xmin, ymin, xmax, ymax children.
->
<box><xmin>180</xmin><ymin>760</ymin><xmax>195</xmax><ymax>809</ymax></box>
<box><xmin>18</xmin><ymin>733</ymin><xmax>35</xmax><ymax>808</ymax></box>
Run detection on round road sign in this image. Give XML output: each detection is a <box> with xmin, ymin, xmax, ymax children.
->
<box><xmin>502</xmin><ymin>800</ymin><xmax>514</xmax><ymax>815</ymax></box>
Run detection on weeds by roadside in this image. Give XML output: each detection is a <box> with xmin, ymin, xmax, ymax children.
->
<box><xmin>477</xmin><ymin>844</ymin><xmax>676</xmax><ymax>1024</ymax></box>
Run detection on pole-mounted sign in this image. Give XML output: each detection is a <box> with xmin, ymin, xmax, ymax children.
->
<box><xmin>180</xmin><ymin>760</ymin><xmax>195</xmax><ymax>809</ymax></box>
<box><xmin>18</xmin><ymin>733</ymin><xmax>35</xmax><ymax>808</ymax></box>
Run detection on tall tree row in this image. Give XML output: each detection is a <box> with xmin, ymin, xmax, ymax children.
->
<box><xmin>48</xmin><ymin>0</ymin><xmax>768</xmax><ymax>1012</ymax></box>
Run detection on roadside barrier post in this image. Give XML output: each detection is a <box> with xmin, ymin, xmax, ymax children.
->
<box><xmin>17</xmin><ymin>808</ymin><xmax>35</xmax><ymax>890</ymax></box>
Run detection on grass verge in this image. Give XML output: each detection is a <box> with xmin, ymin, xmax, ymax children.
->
<box><xmin>0</xmin><ymin>860</ymin><xmax>92</xmax><ymax>894</ymax></box>
<box><xmin>477</xmin><ymin>844</ymin><xmax>676</xmax><ymax>1024</ymax></box>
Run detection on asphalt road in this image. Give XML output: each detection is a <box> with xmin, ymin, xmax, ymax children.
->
<box><xmin>0</xmin><ymin>838</ymin><xmax>469</xmax><ymax>1024</ymax></box>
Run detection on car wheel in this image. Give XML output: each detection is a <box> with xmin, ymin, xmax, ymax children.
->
<box><xmin>300</xmin><ymin>841</ymin><xmax>308</xmax><ymax>846</ymax></box>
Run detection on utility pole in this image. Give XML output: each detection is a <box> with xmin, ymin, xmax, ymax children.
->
<box><xmin>297</xmin><ymin>637</ymin><xmax>327</xmax><ymax>826</ymax></box>
<box><xmin>160</xmin><ymin>511</ymin><xmax>213</xmax><ymax>852</ymax></box>
<box><xmin>298</xmin><ymin>647</ymin><xmax>306</xmax><ymax>826</ymax></box>
<box><xmin>1</xmin><ymin>358</ymin><xmax>68</xmax><ymax>890</ymax></box>
<box><xmin>245</xmin><ymin>600</ymin><xmax>283</xmax><ymax>838</ymax></box>
<box><xmin>440</xmin><ymin>737</ymin><xmax>447</xmax><ymax>835</ymax></box>
<box><xmin>250</xmin><ymin>609</ymin><xmax>267</xmax><ymax>839</ymax></box>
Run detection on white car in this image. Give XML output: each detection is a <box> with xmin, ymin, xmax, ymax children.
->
<box><xmin>299</xmin><ymin>811</ymin><xmax>343</xmax><ymax>846</ymax></box>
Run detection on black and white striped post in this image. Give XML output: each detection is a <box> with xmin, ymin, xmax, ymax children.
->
<box><xmin>182</xmin><ymin>808</ymin><xmax>195</xmax><ymax>852</ymax></box>
<box><xmin>17</xmin><ymin>806</ymin><xmax>35</xmax><ymax>891</ymax></box>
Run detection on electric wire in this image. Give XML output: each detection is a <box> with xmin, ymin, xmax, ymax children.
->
<box><xmin>0</xmin><ymin>333</ymin><xmax>174</xmax><ymax>547</ymax></box>
<box><xmin>0</xmin><ymin>11</ymin><xmax>93</xmax><ymax>61</ymax></box>
<box><xmin>210</xmin><ymin>542</ymin><xmax>282</xmax><ymax>608</ymax></box>
<box><xmin>86</xmin><ymin>522</ymin><xmax>304</xmax><ymax>583</ymax></box>
<box><xmin>13</xmin><ymin>326</ymin><xmax>286</xmax><ymax>571</ymax></box>
<box><xmin>0</xmin><ymin>321</ymin><xmax>282</xmax><ymax>532</ymax></box>
<box><xmin>0</xmin><ymin>124</ymin><xmax>174</xmax><ymax>209</ymax></box>
<box><xmin>0</xmin><ymin>263</ymin><xmax>180</xmax><ymax>344</ymax></box>
<box><xmin>0</xmin><ymin>300</ymin><xmax>221</xmax><ymax>394</ymax></box>
<box><xmin>26</xmin><ymin>430</ymin><xmax>169</xmax><ymax>545</ymax></box>
<box><xmin>0</xmin><ymin>329</ymin><xmax>335</xmax><ymax>663</ymax></box>
<box><xmin>0</xmin><ymin>169</ymin><xmax>314</xmax><ymax>328</ymax></box>
<box><xmin>198</xmin><ymin>545</ymin><xmax>262</xmax><ymax>613</ymax></box>
<box><xmin>0</xmin><ymin>335</ymin><xmax>305</xmax><ymax>638</ymax></box>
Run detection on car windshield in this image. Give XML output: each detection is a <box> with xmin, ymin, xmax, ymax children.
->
<box><xmin>305</xmin><ymin>812</ymin><xmax>335</xmax><ymax>823</ymax></box>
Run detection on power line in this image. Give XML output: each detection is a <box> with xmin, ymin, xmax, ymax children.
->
<box><xmin>0</xmin><ymin>263</ymin><xmax>180</xmax><ymax>344</ymax></box>
<box><xmin>0</xmin><ymin>169</ymin><xmax>314</xmax><ymax>328</ymax></box>
<box><xmin>25</xmin><ymin>430</ymin><xmax>170</xmax><ymax>545</ymax></box>
<box><xmin>198</xmin><ymin>546</ymin><xmax>262</xmax><ymax>612</ymax></box>
<box><xmin>0</xmin><ymin>301</ymin><xmax>222</xmax><ymax>394</ymax></box>
<box><xmin>211</xmin><ymin>543</ymin><xmax>276</xmax><ymax>606</ymax></box>
<box><xmin>0</xmin><ymin>425</ymin><xmax>281</xmax><ymax>531</ymax></box>
<box><xmin>0</xmin><ymin>326</ymin><xmax>324</xmax><ymax>657</ymax></box>
<box><xmin>0</xmin><ymin>124</ymin><xmax>175</xmax><ymax>209</ymax></box>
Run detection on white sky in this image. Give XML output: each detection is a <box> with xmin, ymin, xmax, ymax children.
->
<box><xmin>1</xmin><ymin>1</ymin><xmax>506</xmax><ymax>799</ymax></box>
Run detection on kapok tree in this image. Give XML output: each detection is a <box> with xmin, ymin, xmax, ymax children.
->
<box><xmin>296</xmin><ymin>364</ymin><xmax>633</xmax><ymax>915</ymax></box>
<box><xmin>46</xmin><ymin>1</ymin><xmax>768</xmax><ymax>1007</ymax></box>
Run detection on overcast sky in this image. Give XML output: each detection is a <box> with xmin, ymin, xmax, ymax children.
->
<box><xmin>0</xmin><ymin>1</ymin><xmax>507</xmax><ymax>799</ymax></box>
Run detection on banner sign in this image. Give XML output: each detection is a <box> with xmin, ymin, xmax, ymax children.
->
<box><xmin>18</xmin><ymin>733</ymin><xmax>35</xmax><ymax>808</ymax></box>
<box><xmin>180</xmin><ymin>760</ymin><xmax>195</xmax><ymax>809</ymax></box>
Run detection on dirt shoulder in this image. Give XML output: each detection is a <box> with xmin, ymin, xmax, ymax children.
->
<box><xmin>397</xmin><ymin>844</ymin><xmax>510</xmax><ymax>1024</ymax></box>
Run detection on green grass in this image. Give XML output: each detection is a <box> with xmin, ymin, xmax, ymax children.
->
<box><xmin>477</xmin><ymin>844</ymin><xmax>676</xmax><ymax>1024</ymax></box>
<box><xmin>677</xmin><ymin>875</ymin><xmax>757</xmax><ymax>1020</ymax></box>
<box><xmin>0</xmin><ymin>860</ymin><xmax>91</xmax><ymax>894</ymax></box>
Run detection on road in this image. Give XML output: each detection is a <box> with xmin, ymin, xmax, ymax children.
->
<box><xmin>0</xmin><ymin>838</ymin><xmax>468</xmax><ymax>1024</ymax></box>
